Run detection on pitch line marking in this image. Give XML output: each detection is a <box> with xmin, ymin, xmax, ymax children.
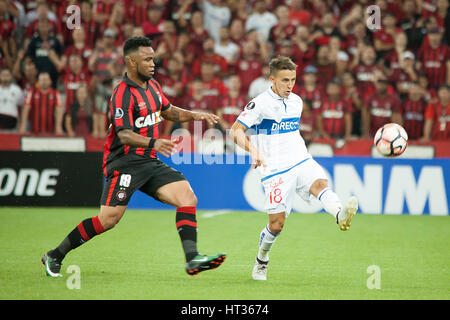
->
<box><xmin>201</xmin><ymin>210</ymin><xmax>232</xmax><ymax>218</ymax></box>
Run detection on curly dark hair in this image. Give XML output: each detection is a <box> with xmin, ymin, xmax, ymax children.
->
<box><xmin>123</xmin><ymin>36</ymin><xmax>152</xmax><ymax>57</ymax></box>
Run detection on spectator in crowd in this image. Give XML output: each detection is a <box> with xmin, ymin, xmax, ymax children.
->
<box><xmin>202</xmin><ymin>0</ymin><xmax>231</xmax><ymax>43</ymax></box>
<box><xmin>248</xmin><ymin>63</ymin><xmax>271</xmax><ymax>99</ymax></box>
<box><xmin>299</xmin><ymin>99</ymin><xmax>315</xmax><ymax>146</ymax></box>
<box><xmin>351</xmin><ymin>45</ymin><xmax>384</xmax><ymax>100</ymax></box>
<box><xmin>294</xmin><ymin>65</ymin><xmax>324</xmax><ymax>113</ymax></box>
<box><xmin>192</xmin><ymin>36</ymin><xmax>228</xmax><ymax>78</ymax></box>
<box><xmin>311</xmin><ymin>12</ymin><xmax>341</xmax><ymax>47</ymax></box>
<box><xmin>153</xmin><ymin>19</ymin><xmax>178</xmax><ymax>61</ymax></box>
<box><xmin>245</xmin><ymin>0</ymin><xmax>278</xmax><ymax>42</ymax></box>
<box><xmin>341</xmin><ymin>71</ymin><xmax>363</xmax><ymax>136</ymax></box>
<box><xmin>184</xmin><ymin>10</ymin><xmax>209</xmax><ymax>59</ymax></box>
<box><xmin>65</xmin><ymin>85</ymin><xmax>95</xmax><ymax>137</ymax></box>
<box><xmin>288</xmin><ymin>0</ymin><xmax>311</xmax><ymax>26</ymax></box>
<box><xmin>230</xmin><ymin>0</ymin><xmax>249</xmax><ymax>23</ymax></box>
<box><xmin>0</xmin><ymin>0</ymin><xmax>15</xmax><ymax>69</ymax></box>
<box><xmin>234</xmin><ymin>40</ymin><xmax>263</xmax><ymax>97</ymax></box>
<box><xmin>389</xmin><ymin>50</ymin><xmax>418</xmax><ymax>102</ymax></box>
<box><xmin>422</xmin><ymin>84</ymin><xmax>450</xmax><ymax>141</ymax></box>
<box><xmin>156</xmin><ymin>56</ymin><xmax>188</xmax><ymax>136</ymax></box>
<box><xmin>216</xmin><ymin>74</ymin><xmax>245</xmax><ymax>131</ymax></box>
<box><xmin>126</xmin><ymin>0</ymin><xmax>150</xmax><ymax>27</ymax></box>
<box><xmin>292</xmin><ymin>24</ymin><xmax>315</xmax><ymax>79</ymax></box>
<box><xmin>374</xmin><ymin>13</ymin><xmax>402</xmax><ymax>58</ymax></box>
<box><xmin>79</xmin><ymin>0</ymin><xmax>100</xmax><ymax>48</ymax></box>
<box><xmin>384</xmin><ymin>32</ymin><xmax>409</xmax><ymax>74</ymax></box>
<box><xmin>88</xmin><ymin>28</ymin><xmax>122</xmax><ymax>119</ymax></box>
<box><xmin>229</xmin><ymin>18</ymin><xmax>246</xmax><ymax>48</ymax></box>
<box><xmin>62</xmin><ymin>54</ymin><xmax>91</xmax><ymax>114</ymax></box>
<box><xmin>92</xmin><ymin>0</ymin><xmax>116</xmax><ymax>25</ymax></box>
<box><xmin>362</xmin><ymin>78</ymin><xmax>403</xmax><ymax>138</ymax></box>
<box><xmin>418</xmin><ymin>72</ymin><xmax>438</xmax><ymax>103</ymax></box>
<box><xmin>62</xmin><ymin>28</ymin><xmax>92</xmax><ymax>70</ymax></box>
<box><xmin>12</xmin><ymin>50</ymin><xmax>38</xmax><ymax>95</ymax></box>
<box><xmin>317</xmin><ymin>79</ymin><xmax>353</xmax><ymax>140</ymax></box>
<box><xmin>142</xmin><ymin>4</ymin><xmax>165</xmax><ymax>40</ymax></box>
<box><xmin>401</xmin><ymin>81</ymin><xmax>427</xmax><ymax>140</ymax></box>
<box><xmin>0</xmin><ymin>68</ymin><xmax>24</xmax><ymax>130</ymax></box>
<box><xmin>185</xmin><ymin>78</ymin><xmax>218</xmax><ymax>135</ymax></box>
<box><xmin>315</xmin><ymin>45</ymin><xmax>336</xmax><ymax>87</ymax></box>
<box><xmin>0</xmin><ymin>0</ymin><xmax>448</xmax><ymax>145</ymax></box>
<box><xmin>417</xmin><ymin>27</ymin><xmax>450</xmax><ymax>89</ymax></box>
<box><xmin>214</xmin><ymin>25</ymin><xmax>239</xmax><ymax>69</ymax></box>
<box><xmin>269</xmin><ymin>4</ymin><xmax>296</xmax><ymax>53</ymax></box>
<box><xmin>25</xmin><ymin>18</ymin><xmax>64</xmax><ymax>88</ymax></box>
<box><xmin>198</xmin><ymin>60</ymin><xmax>228</xmax><ymax>102</ymax></box>
<box><xmin>20</xmin><ymin>71</ymin><xmax>63</xmax><ymax>135</ymax></box>
<box><xmin>25</xmin><ymin>1</ymin><xmax>60</xmax><ymax>44</ymax></box>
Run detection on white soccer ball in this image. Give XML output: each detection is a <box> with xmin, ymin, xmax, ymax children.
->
<box><xmin>374</xmin><ymin>123</ymin><xmax>408</xmax><ymax>157</ymax></box>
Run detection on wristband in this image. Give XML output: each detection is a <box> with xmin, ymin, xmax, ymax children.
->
<box><xmin>148</xmin><ymin>138</ymin><xmax>157</xmax><ymax>149</ymax></box>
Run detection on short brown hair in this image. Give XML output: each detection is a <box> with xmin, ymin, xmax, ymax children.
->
<box><xmin>269</xmin><ymin>56</ymin><xmax>297</xmax><ymax>76</ymax></box>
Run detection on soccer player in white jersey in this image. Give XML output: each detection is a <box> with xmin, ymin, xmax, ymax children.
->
<box><xmin>229</xmin><ymin>56</ymin><xmax>358</xmax><ymax>281</ymax></box>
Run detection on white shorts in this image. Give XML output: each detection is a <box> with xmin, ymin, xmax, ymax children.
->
<box><xmin>261</xmin><ymin>158</ymin><xmax>328</xmax><ymax>216</ymax></box>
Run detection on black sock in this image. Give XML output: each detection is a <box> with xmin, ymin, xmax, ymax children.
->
<box><xmin>176</xmin><ymin>206</ymin><xmax>199</xmax><ymax>262</ymax></box>
<box><xmin>49</xmin><ymin>216</ymin><xmax>105</xmax><ymax>260</ymax></box>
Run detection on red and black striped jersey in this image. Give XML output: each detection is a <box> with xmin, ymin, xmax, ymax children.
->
<box><xmin>24</xmin><ymin>87</ymin><xmax>62</xmax><ymax>134</ymax></box>
<box><xmin>401</xmin><ymin>99</ymin><xmax>426</xmax><ymax>140</ymax></box>
<box><xmin>62</xmin><ymin>68</ymin><xmax>91</xmax><ymax>112</ymax></box>
<box><xmin>417</xmin><ymin>43</ymin><xmax>450</xmax><ymax>88</ymax></box>
<box><xmin>319</xmin><ymin>97</ymin><xmax>353</xmax><ymax>137</ymax></box>
<box><xmin>103</xmin><ymin>73</ymin><xmax>171</xmax><ymax>176</ymax></box>
<box><xmin>219</xmin><ymin>94</ymin><xmax>246</xmax><ymax>125</ymax></box>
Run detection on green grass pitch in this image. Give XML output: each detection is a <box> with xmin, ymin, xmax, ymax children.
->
<box><xmin>0</xmin><ymin>207</ymin><xmax>449</xmax><ymax>300</ymax></box>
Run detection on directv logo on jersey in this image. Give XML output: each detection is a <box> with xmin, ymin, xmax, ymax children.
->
<box><xmin>135</xmin><ymin>112</ymin><xmax>162</xmax><ymax>128</ymax></box>
<box><xmin>271</xmin><ymin>121</ymin><xmax>299</xmax><ymax>132</ymax></box>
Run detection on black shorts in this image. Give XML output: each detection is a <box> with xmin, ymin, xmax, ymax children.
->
<box><xmin>100</xmin><ymin>155</ymin><xmax>186</xmax><ymax>207</ymax></box>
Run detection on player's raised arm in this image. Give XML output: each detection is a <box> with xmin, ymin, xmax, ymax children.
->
<box><xmin>161</xmin><ymin>105</ymin><xmax>219</xmax><ymax>126</ymax></box>
<box><xmin>230</xmin><ymin>121</ymin><xmax>266</xmax><ymax>169</ymax></box>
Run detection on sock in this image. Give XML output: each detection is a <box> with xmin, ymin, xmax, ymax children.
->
<box><xmin>317</xmin><ymin>187</ymin><xmax>344</xmax><ymax>222</ymax></box>
<box><xmin>176</xmin><ymin>206</ymin><xmax>199</xmax><ymax>262</ymax></box>
<box><xmin>257</xmin><ymin>225</ymin><xmax>279</xmax><ymax>262</ymax></box>
<box><xmin>49</xmin><ymin>216</ymin><xmax>105</xmax><ymax>260</ymax></box>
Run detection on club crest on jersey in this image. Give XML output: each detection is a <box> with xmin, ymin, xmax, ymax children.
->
<box><xmin>116</xmin><ymin>190</ymin><xmax>127</xmax><ymax>201</ymax></box>
<box><xmin>246</xmin><ymin>102</ymin><xmax>255</xmax><ymax>110</ymax></box>
<box><xmin>135</xmin><ymin>112</ymin><xmax>162</xmax><ymax>128</ymax></box>
<box><xmin>115</xmin><ymin>108</ymin><xmax>124</xmax><ymax>119</ymax></box>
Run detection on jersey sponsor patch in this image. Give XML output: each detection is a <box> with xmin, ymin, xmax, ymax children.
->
<box><xmin>115</xmin><ymin>108</ymin><xmax>124</xmax><ymax>119</ymax></box>
<box><xmin>245</xmin><ymin>102</ymin><xmax>255</xmax><ymax>110</ymax></box>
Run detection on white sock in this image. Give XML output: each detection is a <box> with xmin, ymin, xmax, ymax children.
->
<box><xmin>257</xmin><ymin>225</ymin><xmax>279</xmax><ymax>262</ymax></box>
<box><xmin>317</xmin><ymin>187</ymin><xmax>345</xmax><ymax>221</ymax></box>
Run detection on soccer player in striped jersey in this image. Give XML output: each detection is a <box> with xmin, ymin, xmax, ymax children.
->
<box><xmin>230</xmin><ymin>56</ymin><xmax>358</xmax><ymax>281</ymax></box>
<box><xmin>41</xmin><ymin>36</ymin><xmax>226</xmax><ymax>278</ymax></box>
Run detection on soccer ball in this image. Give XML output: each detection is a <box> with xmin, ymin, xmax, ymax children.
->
<box><xmin>374</xmin><ymin>123</ymin><xmax>408</xmax><ymax>157</ymax></box>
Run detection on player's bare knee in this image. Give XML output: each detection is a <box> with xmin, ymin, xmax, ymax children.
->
<box><xmin>269</xmin><ymin>220</ymin><xmax>284</xmax><ymax>234</ymax></box>
<box><xmin>310</xmin><ymin>179</ymin><xmax>329</xmax><ymax>196</ymax></box>
<box><xmin>179</xmin><ymin>191</ymin><xmax>197</xmax><ymax>207</ymax></box>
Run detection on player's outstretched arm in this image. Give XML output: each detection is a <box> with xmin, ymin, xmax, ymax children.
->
<box><xmin>117</xmin><ymin>129</ymin><xmax>178</xmax><ymax>157</ymax></box>
<box><xmin>230</xmin><ymin>121</ymin><xmax>266</xmax><ymax>169</ymax></box>
<box><xmin>161</xmin><ymin>105</ymin><xmax>219</xmax><ymax>125</ymax></box>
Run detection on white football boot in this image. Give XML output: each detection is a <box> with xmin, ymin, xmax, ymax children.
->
<box><xmin>252</xmin><ymin>257</ymin><xmax>268</xmax><ymax>280</ymax></box>
<box><xmin>337</xmin><ymin>196</ymin><xmax>358</xmax><ymax>231</ymax></box>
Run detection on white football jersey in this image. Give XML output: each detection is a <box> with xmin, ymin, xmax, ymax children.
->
<box><xmin>236</xmin><ymin>87</ymin><xmax>311</xmax><ymax>179</ymax></box>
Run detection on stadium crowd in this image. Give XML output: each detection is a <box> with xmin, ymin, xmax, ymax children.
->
<box><xmin>0</xmin><ymin>0</ymin><xmax>449</xmax><ymax>143</ymax></box>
